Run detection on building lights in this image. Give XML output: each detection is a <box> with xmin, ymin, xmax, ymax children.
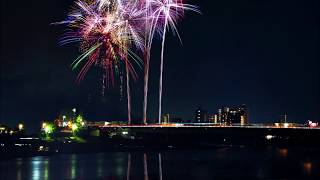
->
<box><xmin>214</xmin><ymin>105</ymin><xmax>248</xmax><ymax>125</ymax></box>
<box><xmin>67</xmin><ymin>121</ymin><xmax>72</xmax><ymax>128</ymax></box>
<box><xmin>308</xmin><ymin>120</ymin><xmax>318</xmax><ymax>128</ymax></box>
<box><xmin>240</xmin><ymin>116</ymin><xmax>245</xmax><ymax>125</ymax></box>
<box><xmin>42</xmin><ymin>123</ymin><xmax>47</xmax><ymax>129</ymax></box>
<box><xmin>62</xmin><ymin>122</ymin><xmax>68</xmax><ymax>127</ymax></box>
<box><xmin>265</xmin><ymin>135</ymin><xmax>274</xmax><ymax>140</ymax></box>
<box><xmin>18</xmin><ymin>123</ymin><xmax>24</xmax><ymax>131</ymax></box>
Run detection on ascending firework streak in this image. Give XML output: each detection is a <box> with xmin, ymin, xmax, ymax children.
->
<box><xmin>142</xmin><ymin>0</ymin><xmax>200</xmax><ymax>124</ymax></box>
<box><xmin>143</xmin><ymin>0</ymin><xmax>151</xmax><ymax>125</ymax></box>
<box><xmin>144</xmin><ymin>0</ymin><xmax>200</xmax><ymax>123</ymax></box>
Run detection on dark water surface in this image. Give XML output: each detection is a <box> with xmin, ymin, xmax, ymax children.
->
<box><xmin>1</xmin><ymin>147</ymin><xmax>319</xmax><ymax>179</ymax></box>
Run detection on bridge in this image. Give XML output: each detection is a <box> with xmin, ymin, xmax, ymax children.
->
<box><xmin>87</xmin><ymin>122</ymin><xmax>320</xmax><ymax>130</ymax></box>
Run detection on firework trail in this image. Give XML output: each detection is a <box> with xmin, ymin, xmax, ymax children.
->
<box><xmin>143</xmin><ymin>0</ymin><xmax>151</xmax><ymax>125</ymax></box>
<box><xmin>143</xmin><ymin>49</ymin><xmax>150</xmax><ymax>125</ymax></box>
<box><xmin>142</xmin><ymin>0</ymin><xmax>199</xmax><ymax>124</ymax></box>
<box><xmin>144</xmin><ymin>0</ymin><xmax>200</xmax><ymax>123</ymax></box>
<box><xmin>125</xmin><ymin>59</ymin><xmax>132</xmax><ymax>124</ymax></box>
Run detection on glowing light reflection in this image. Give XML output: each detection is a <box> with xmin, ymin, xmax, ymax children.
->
<box><xmin>97</xmin><ymin>154</ymin><xmax>104</xmax><ymax>178</ymax></box>
<box><xmin>126</xmin><ymin>153</ymin><xmax>131</xmax><ymax>180</ymax></box>
<box><xmin>44</xmin><ymin>159</ymin><xmax>49</xmax><ymax>180</ymax></box>
<box><xmin>303</xmin><ymin>162</ymin><xmax>312</xmax><ymax>175</ymax></box>
<box><xmin>16</xmin><ymin>158</ymin><xmax>23</xmax><ymax>180</ymax></box>
<box><xmin>278</xmin><ymin>148</ymin><xmax>288</xmax><ymax>158</ymax></box>
<box><xmin>144</xmin><ymin>153</ymin><xmax>149</xmax><ymax>180</ymax></box>
<box><xmin>159</xmin><ymin>153</ymin><xmax>162</xmax><ymax>180</ymax></box>
<box><xmin>31</xmin><ymin>157</ymin><xmax>41</xmax><ymax>180</ymax></box>
<box><xmin>71</xmin><ymin>154</ymin><xmax>77</xmax><ymax>179</ymax></box>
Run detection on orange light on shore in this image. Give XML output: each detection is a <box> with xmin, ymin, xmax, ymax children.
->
<box><xmin>67</xmin><ymin>121</ymin><xmax>72</xmax><ymax>128</ymax></box>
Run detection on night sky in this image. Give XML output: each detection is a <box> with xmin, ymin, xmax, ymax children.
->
<box><xmin>1</xmin><ymin>0</ymin><xmax>319</xmax><ymax>132</ymax></box>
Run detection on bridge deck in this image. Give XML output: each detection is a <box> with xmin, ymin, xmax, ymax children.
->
<box><xmin>96</xmin><ymin>124</ymin><xmax>320</xmax><ymax>130</ymax></box>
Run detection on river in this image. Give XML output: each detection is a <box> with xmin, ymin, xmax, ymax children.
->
<box><xmin>0</xmin><ymin>146</ymin><xmax>319</xmax><ymax>179</ymax></box>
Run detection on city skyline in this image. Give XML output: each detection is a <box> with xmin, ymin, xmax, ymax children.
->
<box><xmin>1</xmin><ymin>0</ymin><xmax>319</xmax><ymax>132</ymax></box>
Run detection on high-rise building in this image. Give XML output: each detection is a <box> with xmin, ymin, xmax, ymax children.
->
<box><xmin>215</xmin><ymin>104</ymin><xmax>248</xmax><ymax>125</ymax></box>
<box><xmin>162</xmin><ymin>114</ymin><xmax>170</xmax><ymax>123</ymax></box>
<box><xmin>162</xmin><ymin>114</ymin><xmax>183</xmax><ymax>123</ymax></box>
<box><xmin>194</xmin><ymin>107</ymin><xmax>208</xmax><ymax>123</ymax></box>
<box><xmin>209</xmin><ymin>114</ymin><xmax>219</xmax><ymax>124</ymax></box>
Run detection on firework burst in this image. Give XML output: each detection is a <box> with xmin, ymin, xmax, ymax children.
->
<box><xmin>55</xmin><ymin>0</ymin><xmax>199</xmax><ymax>124</ymax></box>
<box><xmin>55</xmin><ymin>0</ymin><xmax>147</xmax><ymax>123</ymax></box>
<box><xmin>57</xmin><ymin>0</ymin><xmax>144</xmax><ymax>84</ymax></box>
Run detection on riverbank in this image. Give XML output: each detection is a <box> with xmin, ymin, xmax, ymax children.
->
<box><xmin>1</xmin><ymin>126</ymin><xmax>320</xmax><ymax>159</ymax></box>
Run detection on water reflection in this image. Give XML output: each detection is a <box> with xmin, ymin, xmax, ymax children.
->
<box><xmin>126</xmin><ymin>154</ymin><xmax>131</xmax><ymax>180</ymax></box>
<box><xmin>1</xmin><ymin>147</ymin><xmax>319</xmax><ymax>179</ymax></box>
<box><xmin>97</xmin><ymin>153</ymin><xmax>104</xmax><ymax>178</ymax></box>
<box><xmin>31</xmin><ymin>157</ymin><xmax>41</xmax><ymax>180</ymax></box>
<box><xmin>303</xmin><ymin>162</ymin><xmax>312</xmax><ymax>175</ymax></box>
<box><xmin>44</xmin><ymin>158</ymin><xmax>49</xmax><ymax>180</ymax></box>
<box><xmin>143</xmin><ymin>153</ymin><xmax>149</xmax><ymax>180</ymax></box>
<box><xmin>70</xmin><ymin>154</ymin><xmax>76</xmax><ymax>179</ymax></box>
<box><xmin>16</xmin><ymin>158</ymin><xmax>23</xmax><ymax>180</ymax></box>
<box><xmin>126</xmin><ymin>153</ymin><xmax>163</xmax><ymax>180</ymax></box>
<box><xmin>29</xmin><ymin>157</ymin><xmax>49</xmax><ymax>180</ymax></box>
<box><xmin>159</xmin><ymin>153</ymin><xmax>163</xmax><ymax>180</ymax></box>
<box><xmin>115</xmin><ymin>153</ymin><xmax>125</xmax><ymax>177</ymax></box>
<box><xmin>278</xmin><ymin>148</ymin><xmax>289</xmax><ymax>157</ymax></box>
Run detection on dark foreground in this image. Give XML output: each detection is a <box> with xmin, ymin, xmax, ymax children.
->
<box><xmin>1</xmin><ymin>126</ymin><xmax>320</xmax><ymax>159</ymax></box>
<box><xmin>1</xmin><ymin>127</ymin><xmax>320</xmax><ymax>179</ymax></box>
<box><xmin>0</xmin><ymin>147</ymin><xmax>319</xmax><ymax>179</ymax></box>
